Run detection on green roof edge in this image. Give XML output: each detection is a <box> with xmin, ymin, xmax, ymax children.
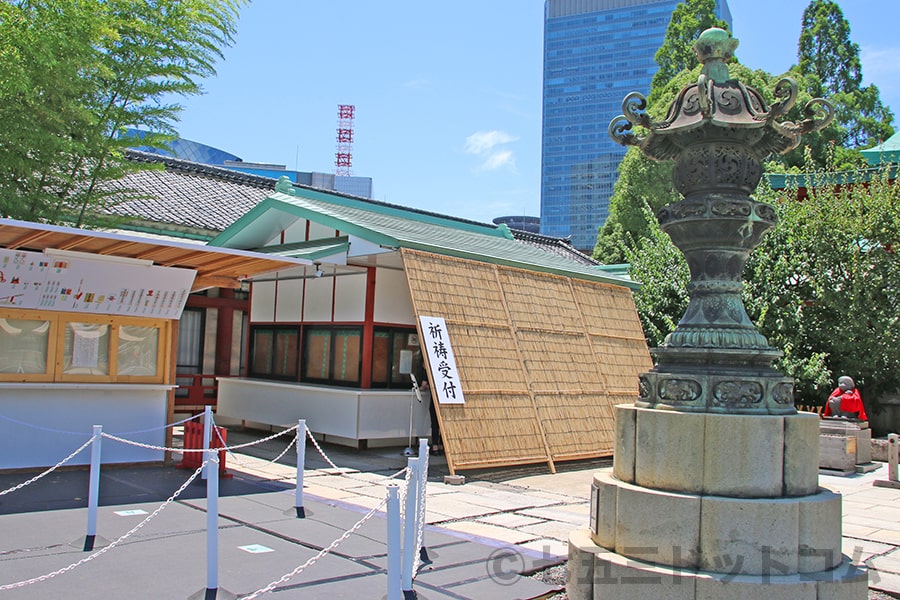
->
<box><xmin>212</xmin><ymin>192</ymin><xmax>639</xmax><ymax>290</ymax></box>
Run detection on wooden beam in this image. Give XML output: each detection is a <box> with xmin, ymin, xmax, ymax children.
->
<box><xmin>57</xmin><ymin>237</ymin><xmax>93</xmax><ymax>250</ymax></box>
<box><xmin>192</xmin><ymin>275</ymin><xmax>241</xmax><ymax>291</ymax></box>
<box><xmin>6</xmin><ymin>230</ymin><xmax>53</xmax><ymax>250</ymax></box>
<box><xmin>95</xmin><ymin>240</ymin><xmax>146</xmax><ymax>256</ymax></box>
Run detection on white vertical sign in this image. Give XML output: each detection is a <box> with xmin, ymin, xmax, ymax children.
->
<box><xmin>419</xmin><ymin>316</ymin><xmax>465</xmax><ymax>404</ymax></box>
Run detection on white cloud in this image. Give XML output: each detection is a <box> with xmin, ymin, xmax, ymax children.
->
<box><xmin>478</xmin><ymin>150</ymin><xmax>515</xmax><ymax>172</ymax></box>
<box><xmin>464</xmin><ymin>130</ymin><xmax>519</xmax><ymax>172</ymax></box>
<box><xmin>464</xmin><ymin>130</ymin><xmax>518</xmax><ymax>155</ymax></box>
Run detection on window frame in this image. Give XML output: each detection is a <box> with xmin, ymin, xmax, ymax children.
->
<box><xmin>370</xmin><ymin>326</ymin><xmax>423</xmax><ymax>389</ymax></box>
<box><xmin>175</xmin><ymin>307</ymin><xmax>206</xmax><ymax>376</ymax></box>
<box><xmin>301</xmin><ymin>325</ymin><xmax>363</xmax><ymax>387</ymax></box>
<box><xmin>0</xmin><ymin>309</ymin><xmax>58</xmax><ymax>381</ymax></box>
<box><xmin>247</xmin><ymin>324</ymin><xmax>300</xmax><ymax>381</ymax></box>
<box><xmin>0</xmin><ymin>309</ymin><xmax>169</xmax><ymax>384</ymax></box>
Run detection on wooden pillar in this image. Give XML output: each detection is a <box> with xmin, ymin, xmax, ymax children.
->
<box><xmin>360</xmin><ymin>267</ymin><xmax>376</xmax><ymax>388</ymax></box>
<box><xmin>215</xmin><ymin>289</ymin><xmax>234</xmax><ymax>376</ymax></box>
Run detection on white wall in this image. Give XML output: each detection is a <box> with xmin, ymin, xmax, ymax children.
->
<box><xmin>252</xmin><ymin>265</ymin><xmax>417</xmax><ymax>327</ymax></box>
<box><xmin>308</xmin><ymin>222</ymin><xmax>337</xmax><ymax>241</ymax></box>
<box><xmin>250</xmin><ymin>281</ymin><xmax>276</xmax><ymax>322</ymax></box>
<box><xmin>0</xmin><ymin>384</ymin><xmax>171</xmax><ymax>469</ymax></box>
<box><xmin>303</xmin><ymin>276</ymin><xmax>333</xmax><ymax>322</ymax></box>
<box><xmin>275</xmin><ymin>278</ymin><xmax>304</xmax><ymax>322</ymax></box>
<box><xmin>282</xmin><ymin>218</ymin><xmax>309</xmax><ymax>244</ymax></box>
<box><xmin>217</xmin><ymin>378</ymin><xmax>429</xmax><ymax>441</ymax></box>
<box><xmin>375</xmin><ymin>268</ymin><xmax>416</xmax><ymax>325</ymax></box>
<box><xmin>333</xmin><ymin>272</ymin><xmax>367</xmax><ymax>322</ymax></box>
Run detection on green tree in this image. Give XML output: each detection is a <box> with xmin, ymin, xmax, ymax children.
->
<box><xmin>650</xmin><ymin>0</ymin><xmax>729</xmax><ymax>100</ymax></box>
<box><xmin>797</xmin><ymin>0</ymin><xmax>893</xmax><ymax>150</ymax></box>
<box><xmin>593</xmin><ymin>147</ymin><xmax>678</xmax><ymax>264</ymax></box>
<box><xmin>0</xmin><ymin>0</ymin><xmax>108</xmax><ymax>222</ymax></box>
<box><xmin>798</xmin><ymin>0</ymin><xmax>860</xmax><ymax>97</ymax></box>
<box><xmin>624</xmin><ymin>205</ymin><xmax>689</xmax><ymax>348</ymax></box>
<box><xmin>0</xmin><ymin>0</ymin><xmax>244</xmax><ymax>226</ymax></box>
<box><xmin>745</xmin><ymin>168</ymin><xmax>900</xmax><ymax>407</ymax></box>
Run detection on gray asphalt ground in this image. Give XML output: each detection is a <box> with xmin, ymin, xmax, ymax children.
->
<box><xmin>0</xmin><ymin>436</ymin><xmax>562</xmax><ymax>600</ymax></box>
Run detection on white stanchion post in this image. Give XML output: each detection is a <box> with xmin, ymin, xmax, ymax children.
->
<box><xmin>386</xmin><ymin>484</ymin><xmax>402</xmax><ymax>600</ymax></box>
<box><xmin>201</xmin><ymin>405</ymin><xmax>212</xmax><ymax>480</ymax></box>
<box><xmin>84</xmin><ymin>425</ymin><xmax>102</xmax><ymax>551</ymax></box>
<box><xmin>295</xmin><ymin>419</ymin><xmax>306</xmax><ymax>518</ymax></box>
<box><xmin>416</xmin><ymin>438</ymin><xmax>429</xmax><ymax>562</ymax></box>
<box><xmin>206</xmin><ymin>448</ymin><xmax>220</xmax><ymax>597</ymax></box>
<box><xmin>401</xmin><ymin>456</ymin><xmax>420</xmax><ymax>592</ymax></box>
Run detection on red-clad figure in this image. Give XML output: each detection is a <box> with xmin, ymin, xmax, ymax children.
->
<box><xmin>823</xmin><ymin>375</ymin><xmax>867</xmax><ymax>421</ymax></box>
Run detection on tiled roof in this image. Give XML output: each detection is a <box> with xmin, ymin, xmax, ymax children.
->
<box><xmin>103</xmin><ymin>151</ymin><xmax>276</xmax><ymax>237</ymax></box>
<box><xmin>111</xmin><ymin>150</ymin><xmax>506</xmax><ymax>239</ymax></box>
<box><xmin>510</xmin><ymin>229</ymin><xmax>600</xmax><ymax>266</ymax></box>
<box><xmin>211</xmin><ymin>189</ymin><xmax>638</xmax><ymax>289</ymax></box>
<box><xmin>105</xmin><ymin>152</ymin><xmax>623</xmax><ymax>282</ymax></box>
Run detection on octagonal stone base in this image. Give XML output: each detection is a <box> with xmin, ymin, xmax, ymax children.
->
<box><xmin>569</xmin><ymin>405</ymin><xmax>866</xmax><ymax>599</ymax></box>
<box><xmin>568</xmin><ymin>530</ymin><xmax>867</xmax><ymax>600</ymax></box>
<box><xmin>613</xmin><ymin>405</ymin><xmax>819</xmax><ymax>497</ymax></box>
<box><xmin>590</xmin><ymin>471</ymin><xmax>842</xmax><ymax>576</ymax></box>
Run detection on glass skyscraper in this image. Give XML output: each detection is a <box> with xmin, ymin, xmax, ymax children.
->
<box><xmin>540</xmin><ymin>0</ymin><xmax>732</xmax><ymax>252</ymax></box>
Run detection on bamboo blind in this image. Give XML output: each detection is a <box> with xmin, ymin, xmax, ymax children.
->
<box><xmin>402</xmin><ymin>248</ymin><xmax>651</xmax><ymax>473</ymax></box>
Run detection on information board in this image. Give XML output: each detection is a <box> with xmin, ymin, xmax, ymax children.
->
<box><xmin>0</xmin><ymin>249</ymin><xmax>196</xmax><ymax>319</ymax></box>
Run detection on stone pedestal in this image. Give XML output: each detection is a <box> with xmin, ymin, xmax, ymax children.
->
<box><xmin>567</xmin><ymin>405</ymin><xmax>867</xmax><ymax>599</ymax></box>
<box><xmin>819</xmin><ymin>419</ymin><xmax>874</xmax><ymax>474</ymax></box>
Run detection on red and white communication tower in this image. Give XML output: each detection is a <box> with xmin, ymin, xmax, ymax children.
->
<box><xmin>335</xmin><ymin>104</ymin><xmax>355</xmax><ymax>177</ymax></box>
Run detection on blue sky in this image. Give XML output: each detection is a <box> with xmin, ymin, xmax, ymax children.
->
<box><xmin>171</xmin><ymin>1</ymin><xmax>900</xmax><ymax>225</ymax></box>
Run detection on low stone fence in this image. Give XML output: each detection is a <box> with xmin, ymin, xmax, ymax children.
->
<box><xmin>873</xmin><ymin>438</ymin><xmax>891</xmax><ymax>462</ymax></box>
<box><xmin>798</xmin><ymin>405</ymin><xmax>896</xmax><ymax>464</ymax></box>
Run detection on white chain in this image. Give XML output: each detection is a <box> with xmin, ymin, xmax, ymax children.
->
<box><xmin>112</xmin><ymin>412</ymin><xmax>203</xmax><ymax>436</ymax></box>
<box><xmin>400</xmin><ymin>460</ymin><xmax>412</xmax><ymax>513</ymax></box>
<box><xmin>100</xmin><ymin>432</ymin><xmax>189</xmax><ymax>453</ymax></box>
<box><xmin>0</xmin><ymin>435</ymin><xmax>96</xmax><ymax>497</ymax></box>
<box><xmin>0</xmin><ymin>425</ymin><xmax>428</xmax><ymax>593</ymax></box>
<box><xmin>385</xmin><ymin>466</ymin><xmax>409</xmax><ymax>481</ymax></box>
<box><xmin>217</xmin><ymin>427</ymin><xmax>298</xmax><ymax>470</ymax></box>
<box><xmin>101</xmin><ymin>424</ymin><xmax>298</xmax><ymax>454</ymax></box>
<box><xmin>304</xmin><ymin>426</ymin><xmax>341</xmax><ymax>470</ymax></box>
<box><xmin>241</xmin><ymin>496</ymin><xmax>388</xmax><ymax>599</ymax></box>
<box><xmin>0</xmin><ymin>459</ymin><xmax>208</xmax><ymax>591</ymax></box>
<box><xmin>303</xmin><ymin>426</ymin><xmax>409</xmax><ymax>489</ymax></box>
<box><xmin>212</xmin><ymin>425</ymin><xmax>299</xmax><ymax>451</ymax></box>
